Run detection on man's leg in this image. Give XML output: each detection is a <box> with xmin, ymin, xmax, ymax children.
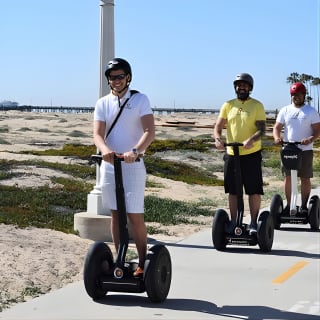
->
<box><xmin>111</xmin><ymin>210</ymin><xmax>119</xmax><ymax>251</ymax></box>
<box><xmin>300</xmin><ymin>177</ymin><xmax>311</xmax><ymax>208</ymax></box>
<box><xmin>284</xmin><ymin>175</ymin><xmax>291</xmax><ymax>206</ymax></box>
<box><xmin>228</xmin><ymin>194</ymin><xmax>238</xmax><ymax>221</ymax></box>
<box><xmin>127</xmin><ymin>213</ymin><xmax>147</xmax><ymax>268</ymax></box>
<box><xmin>248</xmin><ymin>194</ymin><xmax>261</xmax><ymax>223</ymax></box>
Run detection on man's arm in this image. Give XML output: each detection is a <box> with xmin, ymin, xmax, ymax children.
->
<box><xmin>133</xmin><ymin>114</ymin><xmax>155</xmax><ymax>153</ymax></box>
<box><xmin>213</xmin><ymin>117</ymin><xmax>227</xmax><ymax>150</ymax></box>
<box><xmin>301</xmin><ymin>122</ymin><xmax>320</xmax><ymax>145</ymax></box>
<box><xmin>243</xmin><ymin>120</ymin><xmax>266</xmax><ymax>149</ymax></box>
<box><xmin>273</xmin><ymin>121</ymin><xmax>283</xmax><ymax>144</ymax></box>
<box><xmin>252</xmin><ymin>120</ymin><xmax>266</xmax><ymax>141</ymax></box>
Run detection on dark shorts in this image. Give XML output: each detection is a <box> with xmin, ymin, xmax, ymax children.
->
<box><xmin>282</xmin><ymin>150</ymin><xmax>313</xmax><ymax>178</ymax></box>
<box><xmin>223</xmin><ymin>150</ymin><xmax>264</xmax><ymax>195</ymax></box>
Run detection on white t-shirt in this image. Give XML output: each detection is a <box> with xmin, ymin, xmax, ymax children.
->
<box><xmin>94</xmin><ymin>88</ymin><xmax>153</xmax><ymax>153</ymax></box>
<box><xmin>276</xmin><ymin>103</ymin><xmax>320</xmax><ymax>151</ymax></box>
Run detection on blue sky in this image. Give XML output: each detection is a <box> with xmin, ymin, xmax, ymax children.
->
<box><xmin>0</xmin><ymin>0</ymin><xmax>319</xmax><ymax>110</ymax></box>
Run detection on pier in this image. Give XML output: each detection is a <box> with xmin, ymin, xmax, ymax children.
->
<box><xmin>1</xmin><ymin>105</ymin><xmax>278</xmax><ymax>117</ymax></box>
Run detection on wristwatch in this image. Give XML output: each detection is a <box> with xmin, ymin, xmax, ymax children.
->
<box><xmin>132</xmin><ymin>148</ymin><xmax>139</xmax><ymax>155</ymax></box>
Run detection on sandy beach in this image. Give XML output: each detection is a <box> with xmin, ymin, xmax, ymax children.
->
<box><xmin>0</xmin><ymin>110</ymin><xmax>281</xmax><ymax>310</ymax></box>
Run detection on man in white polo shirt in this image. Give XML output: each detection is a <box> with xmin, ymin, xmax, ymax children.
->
<box><xmin>93</xmin><ymin>58</ymin><xmax>155</xmax><ymax>277</ymax></box>
<box><xmin>273</xmin><ymin>82</ymin><xmax>320</xmax><ymax>214</ymax></box>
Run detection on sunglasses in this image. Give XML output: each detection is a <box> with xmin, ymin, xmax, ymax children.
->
<box><xmin>108</xmin><ymin>74</ymin><xmax>127</xmax><ymax>81</ymax></box>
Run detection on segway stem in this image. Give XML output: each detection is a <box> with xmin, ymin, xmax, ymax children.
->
<box><xmin>281</xmin><ymin>141</ymin><xmax>301</xmax><ymax>215</ymax></box>
<box><xmin>113</xmin><ymin>155</ymin><xmax>129</xmax><ymax>268</ymax></box>
<box><xmin>225</xmin><ymin>142</ymin><xmax>244</xmax><ymax>227</ymax></box>
<box><xmin>234</xmin><ymin>144</ymin><xmax>244</xmax><ymax>226</ymax></box>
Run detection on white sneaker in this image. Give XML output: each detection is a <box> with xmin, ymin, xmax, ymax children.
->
<box><xmin>249</xmin><ymin>222</ymin><xmax>257</xmax><ymax>236</ymax></box>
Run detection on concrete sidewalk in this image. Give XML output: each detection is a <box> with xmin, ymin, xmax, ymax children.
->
<box><xmin>1</xmin><ymin>231</ymin><xmax>225</xmax><ymax>320</ymax></box>
<box><xmin>1</xmin><ymin>187</ymin><xmax>319</xmax><ymax>320</ymax></box>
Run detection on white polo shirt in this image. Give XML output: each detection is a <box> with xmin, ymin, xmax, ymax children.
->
<box><xmin>94</xmin><ymin>88</ymin><xmax>153</xmax><ymax>153</ymax></box>
<box><xmin>276</xmin><ymin>103</ymin><xmax>320</xmax><ymax>151</ymax></box>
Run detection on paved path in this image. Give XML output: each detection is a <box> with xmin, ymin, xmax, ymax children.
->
<box><xmin>1</xmin><ymin>189</ymin><xmax>319</xmax><ymax>320</ymax></box>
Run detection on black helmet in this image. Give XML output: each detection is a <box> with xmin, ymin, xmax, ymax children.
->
<box><xmin>233</xmin><ymin>73</ymin><xmax>254</xmax><ymax>90</ymax></box>
<box><xmin>104</xmin><ymin>58</ymin><xmax>132</xmax><ymax>79</ymax></box>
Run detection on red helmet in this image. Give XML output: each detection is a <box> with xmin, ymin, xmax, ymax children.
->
<box><xmin>290</xmin><ymin>82</ymin><xmax>306</xmax><ymax>95</ymax></box>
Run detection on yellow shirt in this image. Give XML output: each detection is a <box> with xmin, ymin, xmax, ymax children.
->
<box><xmin>219</xmin><ymin>98</ymin><xmax>266</xmax><ymax>155</ymax></box>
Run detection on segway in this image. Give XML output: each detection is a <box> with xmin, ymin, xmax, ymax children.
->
<box><xmin>83</xmin><ymin>154</ymin><xmax>172</xmax><ymax>302</ymax></box>
<box><xmin>212</xmin><ymin>142</ymin><xmax>274</xmax><ymax>252</ymax></box>
<box><xmin>270</xmin><ymin>141</ymin><xmax>320</xmax><ymax>231</ymax></box>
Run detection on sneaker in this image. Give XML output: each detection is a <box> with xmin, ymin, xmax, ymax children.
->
<box><xmin>249</xmin><ymin>222</ymin><xmax>257</xmax><ymax>236</ymax></box>
<box><xmin>225</xmin><ymin>220</ymin><xmax>236</xmax><ymax>234</ymax></box>
<box><xmin>133</xmin><ymin>266</ymin><xmax>144</xmax><ymax>277</ymax></box>
<box><xmin>299</xmin><ymin>206</ymin><xmax>308</xmax><ymax>216</ymax></box>
<box><xmin>283</xmin><ymin>205</ymin><xmax>290</xmax><ymax>216</ymax></box>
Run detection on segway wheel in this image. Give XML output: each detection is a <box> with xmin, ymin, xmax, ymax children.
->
<box><xmin>144</xmin><ymin>244</ymin><xmax>172</xmax><ymax>303</ymax></box>
<box><xmin>212</xmin><ymin>209</ymin><xmax>229</xmax><ymax>251</ymax></box>
<box><xmin>257</xmin><ymin>210</ymin><xmax>274</xmax><ymax>252</ymax></box>
<box><xmin>83</xmin><ymin>241</ymin><xmax>114</xmax><ymax>300</ymax></box>
<box><xmin>308</xmin><ymin>195</ymin><xmax>320</xmax><ymax>231</ymax></box>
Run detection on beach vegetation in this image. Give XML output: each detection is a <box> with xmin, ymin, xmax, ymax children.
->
<box><xmin>0</xmin><ymin>138</ymin><xmax>319</xmax><ymax>235</ymax></box>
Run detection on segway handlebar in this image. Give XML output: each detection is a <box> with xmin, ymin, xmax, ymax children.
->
<box><xmin>282</xmin><ymin>141</ymin><xmax>301</xmax><ymax>145</ymax></box>
<box><xmin>273</xmin><ymin>141</ymin><xmax>301</xmax><ymax>146</ymax></box>
<box><xmin>90</xmin><ymin>153</ymin><xmax>141</xmax><ymax>166</ymax></box>
<box><xmin>223</xmin><ymin>142</ymin><xmax>244</xmax><ymax>147</ymax></box>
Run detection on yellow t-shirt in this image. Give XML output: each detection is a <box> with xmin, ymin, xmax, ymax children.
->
<box><xmin>219</xmin><ymin>98</ymin><xmax>266</xmax><ymax>155</ymax></box>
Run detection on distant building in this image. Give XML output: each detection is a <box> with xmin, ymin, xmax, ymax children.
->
<box><xmin>0</xmin><ymin>100</ymin><xmax>19</xmax><ymax>109</ymax></box>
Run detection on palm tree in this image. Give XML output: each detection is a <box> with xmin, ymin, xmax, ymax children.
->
<box><xmin>301</xmin><ymin>74</ymin><xmax>314</xmax><ymax>105</ymax></box>
<box><xmin>286</xmin><ymin>72</ymin><xmax>300</xmax><ymax>84</ymax></box>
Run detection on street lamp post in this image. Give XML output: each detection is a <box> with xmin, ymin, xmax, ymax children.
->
<box><xmin>87</xmin><ymin>0</ymin><xmax>115</xmax><ymax>215</ymax></box>
<box><xmin>99</xmin><ymin>0</ymin><xmax>115</xmax><ymax>98</ymax></box>
<box><xmin>74</xmin><ymin>0</ymin><xmax>115</xmax><ymax>241</ymax></box>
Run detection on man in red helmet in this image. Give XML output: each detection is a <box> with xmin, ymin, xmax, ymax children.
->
<box><xmin>273</xmin><ymin>82</ymin><xmax>320</xmax><ymax>214</ymax></box>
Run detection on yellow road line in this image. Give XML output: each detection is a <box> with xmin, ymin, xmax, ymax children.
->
<box><xmin>272</xmin><ymin>261</ymin><xmax>309</xmax><ymax>284</ymax></box>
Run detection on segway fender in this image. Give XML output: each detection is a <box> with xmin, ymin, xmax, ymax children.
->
<box><xmin>270</xmin><ymin>194</ymin><xmax>283</xmax><ymax>230</ymax></box>
<box><xmin>84</xmin><ymin>241</ymin><xmax>114</xmax><ymax>300</ymax></box>
<box><xmin>212</xmin><ymin>209</ymin><xmax>229</xmax><ymax>251</ymax></box>
<box><xmin>144</xmin><ymin>244</ymin><xmax>172</xmax><ymax>303</ymax></box>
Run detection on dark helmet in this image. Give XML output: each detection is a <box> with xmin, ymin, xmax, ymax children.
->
<box><xmin>104</xmin><ymin>58</ymin><xmax>132</xmax><ymax>79</ymax></box>
<box><xmin>233</xmin><ymin>73</ymin><xmax>254</xmax><ymax>90</ymax></box>
<box><xmin>290</xmin><ymin>82</ymin><xmax>306</xmax><ymax>95</ymax></box>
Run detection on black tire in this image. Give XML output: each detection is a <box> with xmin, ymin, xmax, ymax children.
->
<box><xmin>144</xmin><ymin>244</ymin><xmax>172</xmax><ymax>303</ymax></box>
<box><xmin>270</xmin><ymin>194</ymin><xmax>283</xmax><ymax>230</ymax></box>
<box><xmin>212</xmin><ymin>209</ymin><xmax>229</xmax><ymax>251</ymax></box>
<box><xmin>257</xmin><ymin>211</ymin><xmax>274</xmax><ymax>252</ymax></box>
<box><xmin>83</xmin><ymin>241</ymin><xmax>114</xmax><ymax>300</ymax></box>
<box><xmin>308</xmin><ymin>195</ymin><xmax>320</xmax><ymax>231</ymax></box>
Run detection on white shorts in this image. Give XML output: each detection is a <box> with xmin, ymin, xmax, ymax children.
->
<box><xmin>100</xmin><ymin>159</ymin><xmax>146</xmax><ymax>213</ymax></box>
